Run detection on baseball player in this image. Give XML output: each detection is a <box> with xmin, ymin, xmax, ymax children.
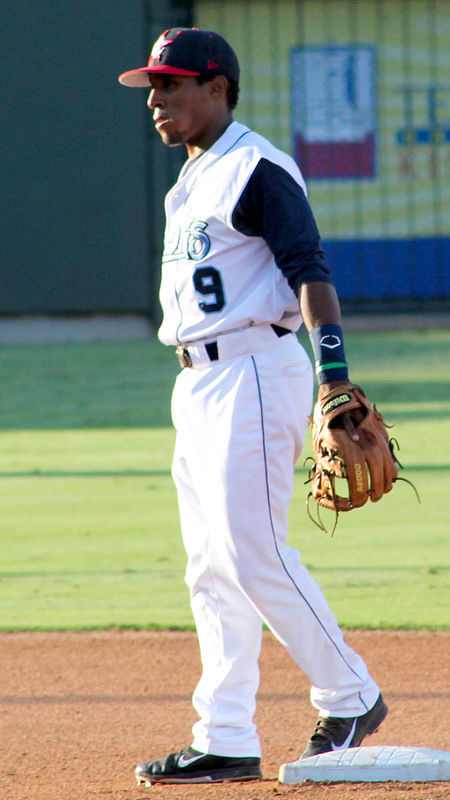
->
<box><xmin>118</xmin><ymin>28</ymin><xmax>388</xmax><ymax>785</ymax></box>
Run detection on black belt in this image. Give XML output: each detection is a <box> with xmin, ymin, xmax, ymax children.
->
<box><xmin>176</xmin><ymin>325</ymin><xmax>291</xmax><ymax>369</ymax></box>
<box><xmin>271</xmin><ymin>324</ymin><xmax>292</xmax><ymax>339</ymax></box>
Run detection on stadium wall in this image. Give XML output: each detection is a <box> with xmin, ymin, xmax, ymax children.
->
<box><xmin>194</xmin><ymin>0</ymin><xmax>450</xmax><ymax>306</ymax></box>
<box><xmin>2</xmin><ymin>1</ymin><xmax>449</xmax><ymax>321</ymax></box>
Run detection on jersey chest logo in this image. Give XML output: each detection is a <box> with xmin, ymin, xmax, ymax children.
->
<box><xmin>163</xmin><ymin>219</ymin><xmax>211</xmax><ymax>263</ymax></box>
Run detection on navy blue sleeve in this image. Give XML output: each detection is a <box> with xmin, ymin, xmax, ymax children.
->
<box><xmin>231</xmin><ymin>158</ymin><xmax>333</xmax><ymax>293</ymax></box>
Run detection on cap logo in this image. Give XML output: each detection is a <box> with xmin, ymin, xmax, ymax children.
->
<box><xmin>151</xmin><ymin>32</ymin><xmax>175</xmax><ymax>62</ymax></box>
<box><xmin>208</xmin><ymin>60</ymin><xmax>219</xmax><ymax>69</ymax></box>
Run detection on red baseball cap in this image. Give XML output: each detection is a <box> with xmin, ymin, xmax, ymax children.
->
<box><xmin>118</xmin><ymin>27</ymin><xmax>240</xmax><ymax>87</ymax></box>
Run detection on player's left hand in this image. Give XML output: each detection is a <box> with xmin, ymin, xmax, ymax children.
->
<box><xmin>307</xmin><ymin>382</ymin><xmax>401</xmax><ymax>533</ymax></box>
<box><xmin>317</xmin><ymin>379</ymin><xmax>363</xmax><ymax>442</ymax></box>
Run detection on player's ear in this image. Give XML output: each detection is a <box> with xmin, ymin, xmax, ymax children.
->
<box><xmin>209</xmin><ymin>75</ymin><xmax>228</xmax><ymax>100</ymax></box>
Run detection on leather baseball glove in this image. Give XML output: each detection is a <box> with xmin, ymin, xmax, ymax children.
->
<box><xmin>306</xmin><ymin>383</ymin><xmax>400</xmax><ymax>534</ymax></box>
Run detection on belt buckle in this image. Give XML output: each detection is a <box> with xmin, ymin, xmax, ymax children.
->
<box><xmin>176</xmin><ymin>345</ymin><xmax>193</xmax><ymax>369</ymax></box>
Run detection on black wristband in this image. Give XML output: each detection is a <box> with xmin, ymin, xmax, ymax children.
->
<box><xmin>308</xmin><ymin>324</ymin><xmax>349</xmax><ymax>385</ymax></box>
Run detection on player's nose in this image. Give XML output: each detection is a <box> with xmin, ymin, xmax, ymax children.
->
<box><xmin>147</xmin><ymin>88</ymin><xmax>163</xmax><ymax>109</ymax></box>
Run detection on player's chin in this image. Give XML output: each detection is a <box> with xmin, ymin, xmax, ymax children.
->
<box><xmin>156</xmin><ymin>125</ymin><xmax>184</xmax><ymax>147</ymax></box>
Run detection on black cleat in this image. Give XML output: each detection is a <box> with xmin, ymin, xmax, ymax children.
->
<box><xmin>135</xmin><ymin>746</ymin><xmax>262</xmax><ymax>785</ymax></box>
<box><xmin>300</xmin><ymin>693</ymin><xmax>388</xmax><ymax>759</ymax></box>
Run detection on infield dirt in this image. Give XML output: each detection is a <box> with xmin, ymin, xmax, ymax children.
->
<box><xmin>1</xmin><ymin>629</ymin><xmax>448</xmax><ymax>800</ymax></box>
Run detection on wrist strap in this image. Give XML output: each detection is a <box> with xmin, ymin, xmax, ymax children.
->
<box><xmin>309</xmin><ymin>324</ymin><xmax>349</xmax><ymax>385</ymax></box>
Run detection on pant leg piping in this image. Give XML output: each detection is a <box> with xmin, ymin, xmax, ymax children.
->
<box><xmin>251</xmin><ymin>356</ymin><xmax>366</xmax><ymax>687</ymax></box>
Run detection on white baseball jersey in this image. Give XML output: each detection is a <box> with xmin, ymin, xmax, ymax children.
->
<box><xmin>158</xmin><ymin>122</ymin><xmax>321</xmax><ymax>346</ymax></box>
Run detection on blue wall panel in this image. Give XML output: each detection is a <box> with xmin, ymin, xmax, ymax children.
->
<box><xmin>324</xmin><ymin>237</ymin><xmax>450</xmax><ymax>301</ymax></box>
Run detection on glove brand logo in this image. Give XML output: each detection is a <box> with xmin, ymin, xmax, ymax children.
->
<box><xmin>320</xmin><ymin>334</ymin><xmax>342</xmax><ymax>349</ymax></box>
<box><xmin>354</xmin><ymin>462</ymin><xmax>364</xmax><ymax>492</ymax></box>
<box><xmin>322</xmin><ymin>393</ymin><xmax>351</xmax><ymax>416</ymax></box>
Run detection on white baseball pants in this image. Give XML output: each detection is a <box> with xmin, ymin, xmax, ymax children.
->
<box><xmin>171</xmin><ymin>329</ymin><xmax>379</xmax><ymax>758</ymax></box>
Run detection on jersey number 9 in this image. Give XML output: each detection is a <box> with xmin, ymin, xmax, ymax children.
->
<box><xmin>193</xmin><ymin>267</ymin><xmax>225</xmax><ymax>313</ymax></box>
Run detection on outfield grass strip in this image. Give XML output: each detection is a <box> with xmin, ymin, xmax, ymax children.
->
<box><xmin>1</xmin><ymin>564</ymin><xmax>447</xmax><ymax>578</ymax></box>
<box><xmin>0</xmin><ymin>469</ymin><xmax>172</xmax><ymax>477</ymax></box>
<box><xmin>0</xmin><ymin>464</ymin><xmax>447</xmax><ymax>477</ymax></box>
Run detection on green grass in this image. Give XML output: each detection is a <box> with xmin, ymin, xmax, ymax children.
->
<box><xmin>0</xmin><ymin>339</ymin><xmax>179</xmax><ymax>429</ymax></box>
<box><xmin>0</xmin><ymin>330</ymin><xmax>449</xmax><ymax>630</ymax></box>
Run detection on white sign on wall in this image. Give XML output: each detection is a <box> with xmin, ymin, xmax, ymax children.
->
<box><xmin>290</xmin><ymin>45</ymin><xmax>377</xmax><ymax>179</ymax></box>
